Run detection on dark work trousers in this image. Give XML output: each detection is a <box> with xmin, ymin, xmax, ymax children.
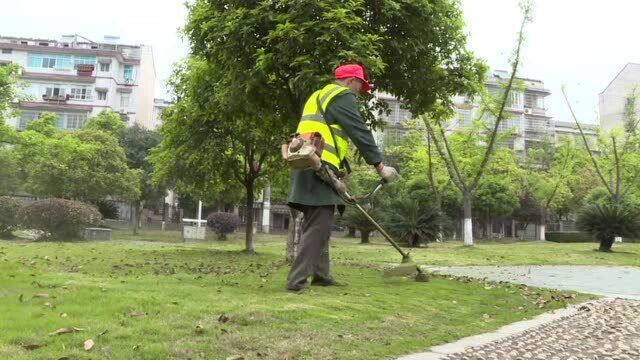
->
<box><xmin>286</xmin><ymin>205</ymin><xmax>334</xmax><ymax>289</ymax></box>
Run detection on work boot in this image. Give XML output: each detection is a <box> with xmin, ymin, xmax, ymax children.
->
<box><xmin>285</xmin><ymin>282</ymin><xmax>307</xmax><ymax>293</ymax></box>
<box><xmin>310</xmin><ymin>277</ymin><xmax>346</xmax><ymax>287</ymax></box>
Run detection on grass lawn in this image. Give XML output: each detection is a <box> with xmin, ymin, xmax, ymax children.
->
<box><xmin>1</xmin><ymin>231</ymin><xmax>627</xmax><ymax>359</ymax></box>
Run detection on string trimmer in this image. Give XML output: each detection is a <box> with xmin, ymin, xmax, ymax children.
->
<box><xmin>322</xmin><ymin>166</ymin><xmax>429</xmax><ymax>282</ymax></box>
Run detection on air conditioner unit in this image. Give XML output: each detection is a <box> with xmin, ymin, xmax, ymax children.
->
<box><xmin>524</xmin><ymin>108</ymin><xmax>533</xmax><ymax>115</ymax></box>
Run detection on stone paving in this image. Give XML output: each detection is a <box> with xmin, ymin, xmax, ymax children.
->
<box><xmin>440</xmin><ymin>298</ymin><xmax>640</xmax><ymax>360</ymax></box>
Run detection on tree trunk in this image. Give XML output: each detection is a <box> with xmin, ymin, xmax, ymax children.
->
<box><xmin>285</xmin><ymin>209</ymin><xmax>299</xmax><ymax>261</ymax></box>
<box><xmin>599</xmin><ymin>235</ymin><xmax>614</xmax><ymax>252</ymax></box>
<box><xmin>538</xmin><ymin>208</ymin><xmax>546</xmax><ymax>241</ymax></box>
<box><xmin>244</xmin><ymin>181</ymin><xmax>255</xmax><ymax>254</ymax></box>
<box><xmin>360</xmin><ymin>230</ymin><xmax>370</xmax><ymax>244</ymax></box>
<box><xmin>132</xmin><ymin>201</ymin><xmax>140</xmax><ymax>235</ymax></box>
<box><xmin>347</xmin><ymin>226</ymin><xmax>357</xmax><ymax>238</ymax></box>
<box><xmin>463</xmin><ymin>191</ymin><xmax>473</xmax><ymax>246</ymax></box>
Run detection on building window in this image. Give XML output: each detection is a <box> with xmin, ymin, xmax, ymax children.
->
<box><xmin>27</xmin><ymin>53</ymin><xmax>72</xmax><ymax>69</ymax></box>
<box><xmin>69</xmin><ymin>87</ymin><xmax>92</xmax><ymax>100</ymax></box>
<box><xmin>97</xmin><ymin>90</ymin><xmax>107</xmax><ymax>100</ymax></box>
<box><xmin>99</xmin><ymin>63</ymin><xmax>110</xmax><ymax>72</ymax></box>
<box><xmin>65</xmin><ymin>113</ymin><xmax>88</xmax><ymax>129</ymax></box>
<box><xmin>45</xmin><ymin>85</ymin><xmax>66</xmax><ymax>98</ymax></box>
<box><xmin>457</xmin><ymin>108</ymin><xmax>473</xmax><ymax>128</ymax></box>
<box><xmin>19</xmin><ymin>111</ymin><xmax>40</xmax><ymax>130</ymax></box>
<box><xmin>120</xmin><ymin>93</ymin><xmax>130</xmax><ymax>110</ymax></box>
<box><xmin>123</xmin><ymin>65</ymin><xmax>133</xmax><ymax>81</ymax></box>
<box><xmin>1</xmin><ymin>49</ymin><xmax>11</xmax><ymax>54</ymax></box>
<box><xmin>73</xmin><ymin>55</ymin><xmax>96</xmax><ymax>69</ymax></box>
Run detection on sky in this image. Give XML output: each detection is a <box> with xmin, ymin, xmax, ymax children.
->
<box><xmin>1</xmin><ymin>0</ymin><xmax>638</xmax><ymax>125</ymax></box>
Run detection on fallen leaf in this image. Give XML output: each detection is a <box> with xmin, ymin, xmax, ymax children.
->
<box><xmin>21</xmin><ymin>343</ymin><xmax>45</xmax><ymax>350</ymax></box>
<box><xmin>84</xmin><ymin>339</ymin><xmax>94</xmax><ymax>351</ymax></box>
<box><xmin>98</xmin><ymin>329</ymin><xmax>109</xmax><ymax>336</ymax></box>
<box><xmin>60</xmin><ymin>313</ymin><xmax>68</xmax><ymax>318</ymax></box>
<box><xmin>44</xmin><ymin>302</ymin><xmax>55</xmax><ymax>309</ymax></box>
<box><xmin>482</xmin><ymin>314</ymin><xmax>492</xmax><ymax>321</ymax></box>
<box><xmin>129</xmin><ymin>309</ymin><xmax>142</xmax><ymax>317</ymax></box>
<box><xmin>226</xmin><ymin>356</ymin><xmax>244</xmax><ymax>360</ymax></box>
<box><xmin>49</xmin><ymin>327</ymin><xmax>74</xmax><ymax>336</ymax></box>
<box><xmin>72</xmin><ymin>327</ymin><xmax>85</xmax><ymax>332</ymax></box>
<box><xmin>195</xmin><ymin>325</ymin><xmax>204</xmax><ymax>334</ymax></box>
<box><xmin>34</xmin><ymin>293</ymin><xmax>49</xmax><ymax>298</ymax></box>
<box><xmin>218</xmin><ymin>314</ymin><xmax>229</xmax><ymax>323</ymax></box>
<box><xmin>132</xmin><ymin>344</ymin><xmax>140</xmax><ymax>351</ymax></box>
<box><xmin>282</xmin><ymin>353</ymin><xmax>291</xmax><ymax>360</ymax></box>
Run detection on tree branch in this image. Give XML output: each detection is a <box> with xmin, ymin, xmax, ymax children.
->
<box><xmin>561</xmin><ymin>87</ymin><xmax>616</xmax><ymax>200</ymax></box>
<box><xmin>422</xmin><ymin>116</ymin><xmax>465</xmax><ymax>192</ymax></box>
<box><xmin>470</xmin><ymin>9</ymin><xmax>528</xmax><ymax>191</ymax></box>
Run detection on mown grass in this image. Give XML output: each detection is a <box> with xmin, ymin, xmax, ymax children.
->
<box><xmin>0</xmin><ymin>231</ymin><xmax>615</xmax><ymax>359</ymax></box>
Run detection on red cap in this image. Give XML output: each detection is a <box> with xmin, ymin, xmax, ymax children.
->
<box><xmin>334</xmin><ymin>64</ymin><xmax>371</xmax><ymax>93</ymax></box>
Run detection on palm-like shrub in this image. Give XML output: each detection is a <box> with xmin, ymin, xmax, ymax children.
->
<box><xmin>576</xmin><ymin>202</ymin><xmax>640</xmax><ymax>252</ymax></box>
<box><xmin>18</xmin><ymin>199</ymin><xmax>102</xmax><ymax>240</ymax></box>
<box><xmin>207</xmin><ymin>212</ymin><xmax>241</xmax><ymax>240</ymax></box>
<box><xmin>0</xmin><ymin>196</ymin><xmax>22</xmax><ymax>238</ymax></box>
<box><xmin>94</xmin><ymin>199</ymin><xmax>120</xmax><ymax>220</ymax></box>
<box><xmin>384</xmin><ymin>198</ymin><xmax>452</xmax><ymax>247</ymax></box>
<box><xmin>341</xmin><ymin>205</ymin><xmax>383</xmax><ymax>244</ymax></box>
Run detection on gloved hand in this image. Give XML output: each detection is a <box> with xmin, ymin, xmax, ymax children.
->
<box><xmin>375</xmin><ymin>163</ymin><xmax>398</xmax><ymax>183</ymax></box>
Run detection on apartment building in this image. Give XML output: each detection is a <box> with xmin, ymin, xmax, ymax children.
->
<box><xmin>0</xmin><ymin>34</ymin><xmax>156</xmax><ymax>130</ymax></box>
<box><xmin>599</xmin><ymin>63</ymin><xmax>640</xmax><ymax>131</ymax></box>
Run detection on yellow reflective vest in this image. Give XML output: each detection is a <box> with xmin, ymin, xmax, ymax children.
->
<box><xmin>296</xmin><ymin>84</ymin><xmax>350</xmax><ymax>170</ymax></box>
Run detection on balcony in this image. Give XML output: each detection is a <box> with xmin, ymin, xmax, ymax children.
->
<box><xmin>76</xmin><ymin>64</ymin><xmax>94</xmax><ymax>76</ymax></box>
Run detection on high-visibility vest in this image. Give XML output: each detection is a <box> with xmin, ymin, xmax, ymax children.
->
<box><xmin>296</xmin><ymin>84</ymin><xmax>350</xmax><ymax>170</ymax></box>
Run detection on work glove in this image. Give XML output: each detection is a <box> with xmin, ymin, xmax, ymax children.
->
<box><xmin>376</xmin><ymin>164</ymin><xmax>398</xmax><ymax>183</ymax></box>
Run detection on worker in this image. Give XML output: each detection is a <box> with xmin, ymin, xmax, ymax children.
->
<box><xmin>286</xmin><ymin>64</ymin><xmax>398</xmax><ymax>292</ymax></box>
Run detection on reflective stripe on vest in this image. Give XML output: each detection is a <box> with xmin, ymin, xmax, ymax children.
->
<box><xmin>296</xmin><ymin>84</ymin><xmax>350</xmax><ymax>169</ymax></box>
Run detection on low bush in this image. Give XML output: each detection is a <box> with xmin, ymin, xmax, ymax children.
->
<box><xmin>95</xmin><ymin>199</ymin><xmax>119</xmax><ymax>220</ymax></box>
<box><xmin>18</xmin><ymin>199</ymin><xmax>102</xmax><ymax>240</ymax></box>
<box><xmin>207</xmin><ymin>212</ymin><xmax>241</xmax><ymax>240</ymax></box>
<box><xmin>545</xmin><ymin>231</ymin><xmax>593</xmax><ymax>243</ymax></box>
<box><xmin>0</xmin><ymin>196</ymin><xmax>22</xmax><ymax>238</ymax></box>
<box><xmin>383</xmin><ymin>198</ymin><xmax>452</xmax><ymax>247</ymax></box>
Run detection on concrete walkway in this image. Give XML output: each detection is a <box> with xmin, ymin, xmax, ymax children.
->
<box><xmin>425</xmin><ymin>265</ymin><xmax>640</xmax><ymax>299</ymax></box>
<box><xmin>399</xmin><ymin>265</ymin><xmax>640</xmax><ymax>359</ymax></box>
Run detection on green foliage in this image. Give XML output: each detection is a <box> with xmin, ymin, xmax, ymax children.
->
<box><xmin>83</xmin><ymin>110</ymin><xmax>126</xmax><ymax>136</ymax></box>
<box><xmin>207</xmin><ymin>212</ymin><xmax>241</xmax><ymax>240</ymax></box>
<box><xmin>384</xmin><ymin>197</ymin><xmax>451</xmax><ymax>247</ymax></box>
<box><xmin>0</xmin><ymin>196</ymin><xmax>22</xmax><ymax>238</ymax></box>
<box><xmin>18</xmin><ymin>198</ymin><xmax>102</xmax><ymax>240</ymax></box>
<box><xmin>0</xmin><ymin>147</ymin><xmax>18</xmax><ymax>195</ymax></box>
<box><xmin>14</xmin><ymin>112</ymin><xmax>141</xmax><ymax>201</ymax></box>
<box><xmin>95</xmin><ymin>199</ymin><xmax>120</xmax><ymax>220</ymax></box>
<box><xmin>119</xmin><ymin>124</ymin><xmax>166</xmax><ymax>205</ymax></box>
<box><xmin>576</xmin><ymin>203</ymin><xmax>640</xmax><ymax>252</ymax></box>
<box><xmin>0</xmin><ymin>63</ymin><xmax>23</xmax><ymax>123</ymax></box>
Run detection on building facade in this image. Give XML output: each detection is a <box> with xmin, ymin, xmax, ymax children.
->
<box><xmin>599</xmin><ymin>63</ymin><xmax>640</xmax><ymax>131</ymax></box>
<box><xmin>0</xmin><ymin>34</ymin><xmax>156</xmax><ymax>130</ymax></box>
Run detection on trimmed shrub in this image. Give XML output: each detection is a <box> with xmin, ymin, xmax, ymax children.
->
<box><xmin>0</xmin><ymin>196</ymin><xmax>22</xmax><ymax>238</ymax></box>
<box><xmin>576</xmin><ymin>203</ymin><xmax>640</xmax><ymax>251</ymax></box>
<box><xmin>207</xmin><ymin>212</ymin><xmax>240</xmax><ymax>240</ymax></box>
<box><xmin>18</xmin><ymin>199</ymin><xmax>102</xmax><ymax>240</ymax></box>
<box><xmin>545</xmin><ymin>231</ymin><xmax>593</xmax><ymax>243</ymax></box>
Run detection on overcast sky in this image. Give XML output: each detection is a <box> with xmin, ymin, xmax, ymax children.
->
<box><xmin>1</xmin><ymin>0</ymin><xmax>637</xmax><ymax>124</ymax></box>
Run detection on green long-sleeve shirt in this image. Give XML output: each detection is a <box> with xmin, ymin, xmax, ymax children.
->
<box><xmin>287</xmin><ymin>88</ymin><xmax>383</xmax><ymax>210</ymax></box>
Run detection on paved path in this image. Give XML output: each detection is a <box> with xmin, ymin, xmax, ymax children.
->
<box><xmin>401</xmin><ymin>298</ymin><xmax>640</xmax><ymax>360</ymax></box>
<box><xmin>425</xmin><ymin>265</ymin><xmax>640</xmax><ymax>299</ymax></box>
<box><xmin>400</xmin><ymin>265</ymin><xmax>640</xmax><ymax>359</ymax></box>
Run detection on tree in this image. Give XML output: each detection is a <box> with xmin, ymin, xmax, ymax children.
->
<box><xmin>563</xmin><ymin>87</ymin><xmax>640</xmax><ymax>251</ymax></box>
<box><xmin>119</xmin><ymin>124</ymin><xmax>166</xmax><ymax>234</ymax></box>
<box><xmin>14</xmin><ymin>112</ymin><xmax>140</xmax><ymax>201</ymax></box>
<box><xmin>0</xmin><ymin>64</ymin><xmax>22</xmax><ymax>195</ymax></box>
<box><xmin>157</xmin><ymin>0</ymin><xmax>486</xmax><ymax>253</ymax></box>
<box><xmin>422</xmin><ymin>2</ymin><xmax>531</xmax><ymax>246</ymax></box>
